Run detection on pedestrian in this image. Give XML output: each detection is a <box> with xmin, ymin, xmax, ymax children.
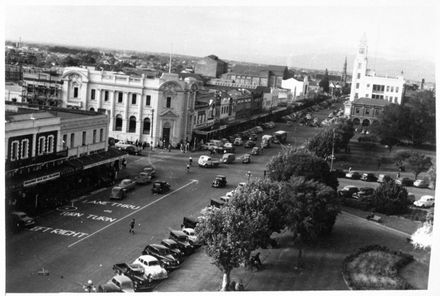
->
<box><xmin>189</xmin><ymin>156</ymin><xmax>193</xmax><ymax>166</ymax></box>
<box><xmin>143</xmin><ymin>141</ymin><xmax>147</xmax><ymax>150</ymax></box>
<box><xmin>397</xmin><ymin>172</ymin><xmax>401</xmax><ymax>178</ymax></box>
<box><xmin>129</xmin><ymin>218</ymin><xmax>135</xmax><ymax>234</ymax></box>
<box><xmin>186</xmin><ymin>163</ymin><xmax>190</xmax><ymax>173</ymax></box>
<box><xmin>348</xmin><ymin>167</ymin><xmax>352</xmax><ymax>172</ymax></box>
<box><xmin>263</xmin><ymin>170</ymin><xmax>267</xmax><ymax>178</ymax></box>
<box><xmin>150</xmin><ymin>141</ymin><xmax>153</xmax><ymax>151</ymax></box>
<box><xmin>168</xmin><ymin>143</ymin><xmax>172</xmax><ymax>152</ymax></box>
<box><xmin>186</xmin><ymin>142</ymin><xmax>190</xmax><ymax>152</ymax></box>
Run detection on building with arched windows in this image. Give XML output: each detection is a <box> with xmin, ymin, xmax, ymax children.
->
<box><xmin>61</xmin><ymin>67</ymin><xmax>195</xmax><ymax>147</ymax></box>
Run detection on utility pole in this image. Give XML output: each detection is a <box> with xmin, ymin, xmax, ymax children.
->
<box><xmin>330</xmin><ymin>129</ymin><xmax>335</xmax><ymax>171</ymax></box>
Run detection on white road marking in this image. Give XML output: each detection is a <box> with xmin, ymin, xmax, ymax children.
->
<box><xmin>68</xmin><ymin>179</ymin><xmax>199</xmax><ymax>248</ymax></box>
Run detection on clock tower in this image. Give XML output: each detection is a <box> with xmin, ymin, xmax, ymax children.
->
<box><xmin>350</xmin><ymin>34</ymin><xmax>369</xmax><ymax>101</ymax></box>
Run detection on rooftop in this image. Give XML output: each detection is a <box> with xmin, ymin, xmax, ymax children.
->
<box><xmin>353</xmin><ymin>98</ymin><xmax>391</xmax><ymax>107</ymax></box>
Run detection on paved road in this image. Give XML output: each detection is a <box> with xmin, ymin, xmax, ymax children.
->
<box><xmin>5</xmin><ymin>133</ymin><xmax>282</xmax><ymax>293</ymax></box>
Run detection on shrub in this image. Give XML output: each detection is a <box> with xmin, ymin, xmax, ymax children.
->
<box><xmin>372</xmin><ymin>181</ymin><xmax>410</xmax><ymax>215</ymax></box>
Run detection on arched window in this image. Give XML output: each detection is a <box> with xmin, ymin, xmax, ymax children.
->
<box><xmin>115</xmin><ymin>114</ymin><xmax>123</xmax><ymax>131</ymax></box>
<box><xmin>47</xmin><ymin>135</ymin><xmax>55</xmax><ymax>153</ymax></box>
<box><xmin>128</xmin><ymin>116</ymin><xmax>136</xmax><ymax>133</ymax></box>
<box><xmin>143</xmin><ymin>118</ymin><xmax>151</xmax><ymax>134</ymax></box>
<box><xmin>90</xmin><ymin>107</ymin><xmax>95</xmax><ymax>112</ymax></box>
<box><xmin>21</xmin><ymin>139</ymin><xmax>29</xmax><ymax>159</ymax></box>
<box><xmin>38</xmin><ymin>137</ymin><xmax>45</xmax><ymax>155</ymax></box>
<box><xmin>10</xmin><ymin>141</ymin><xmax>19</xmax><ymax>161</ymax></box>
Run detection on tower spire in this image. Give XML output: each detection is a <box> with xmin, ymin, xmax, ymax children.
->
<box><xmin>342</xmin><ymin>56</ymin><xmax>347</xmax><ymax>84</ymax></box>
<box><xmin>168</xmin><ymin>44</ymin><xmax>173</xmax><ymax>74</ymax></box>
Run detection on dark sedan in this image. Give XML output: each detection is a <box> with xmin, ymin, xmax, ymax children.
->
<box><xmin>152</xmin><ymin>181</ymin><xmax>171</xmax><ymax>194</ymax></box>
<box><xmin>361</xmin><ymin>173</ymin><xmax>378</xmax><ymax>182</ymax></box>
<box><xmin>212</xmin><ymin>175</ymin><xmax>227</xmax><ymax>188</ymax></box>
<box><xmin>142</xmin><ymin>244</ymin><xmax>181</xmax><ymax>270</ymax></box>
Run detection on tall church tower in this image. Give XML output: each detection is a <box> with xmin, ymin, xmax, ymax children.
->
<box><xmin>341</xmin><ymin>56</ymin><xmax>347</xmax><ymax>85</ymax></box>
<box><xmin>349</xmin><ymin>34</ymin><xmax>368</xmax><ymax>101</ymax></box>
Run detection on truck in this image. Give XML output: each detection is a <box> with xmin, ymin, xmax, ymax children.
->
<box><xmin>198</xmin><ymin>155</ymin><xmax>220</xmax><ymax>168</ymax></box>
<box><xmin>112</xmin><ymin>263</ymin><xmax>154</xmax><ymax>291</ymax></box>
<box><xmin>261</xmin><ymin>135</ymin><xmax>273</xmax><ymax>148</ymax></box>
<box><xmin>273</xmin><ymin>130</ymin><xmax>288</xmax><ymax>144</ymax></box>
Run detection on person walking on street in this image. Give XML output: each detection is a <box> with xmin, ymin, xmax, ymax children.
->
<box><xmin>129</xmin><ymin>218</ymin><xmax>135</xmax><ymax>234</ymax></box>
<box><xmin>189</xmin><ymin>156</ymin><xmax>193</xmax><ymax>166</ymax></box>
<box><xmin>186</xmin><ymin>163</ymin><xmax>190</xmax><ymax>173</ymax></box>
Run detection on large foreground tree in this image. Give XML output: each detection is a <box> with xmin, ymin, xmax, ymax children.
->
<box><xmin>282</xmin><ymin>177</ymin><xmax>340</xmax><ymax>267</ymax></box>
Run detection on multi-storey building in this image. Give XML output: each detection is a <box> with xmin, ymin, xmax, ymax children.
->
<box><xmin>60</xmin><ymin>67</ymin><xmax>196</xmax><ymax>147</ymax></box>
<box><xmin>222</xmin><ymin>64</ymin><xmax>288</xmax><ymax>88</ymax></box>
<box><xmin>194</xmin><ymin>55</ymin><xmax>228</xmax><ymax>78</ymax></box>
<box><xmin>22</xmin><ymin>68</ymin><xmax>64</xmax><ymax>106</ymax></box>
<box><xmin>345</xmin><ymin>35</ymin><xmax>405</xmax><ymax>126</ymax></box>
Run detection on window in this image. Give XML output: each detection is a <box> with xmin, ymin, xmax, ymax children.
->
<box><xmin>355</xmin><ymin>108</ymin><xmax>360</xmax><ymax>114</ymax></box>
<box><xmin>100</xmin><ymin>128</ymin><xmax>104</xmax><ymax>142</ymax></box>
<box><xmin>38</xmin><ymin>137</ymin><xmax>45</xmax><ymax>155</ymax></box>
<box><xmin>10</xmin><ymin>141</ymin><xmax>19</xmax><ymax>161</ymax></box>
<box><xmin>146</xmin><ymin>95</ymin><xmax>151</xmax><ymax>106</ymax></box>
<box><xmin>358</xmin><ymin>63</ymin><xmax>362</xmax><ymax>69</ymax></box>
<box><xmin>143</xmin><ymin>118</ymin><xmax>151</xmax><ymax>134</ymax></box>
<box><xmin>132</xmin><ymin>93</ymin><xmax>137</xmax><ymax>105</ymax></box>
<box><xmin>21</xmin><ymin>139</ymin><xmax>29</xmax><ymax>159</ymax></box>
<box><xmin>367</xmin><ymin>84</ymin><xmax>370</xmax><ymax>88</ymax></box>
<box><xmin>47</xmin><ymin>135</ymin><xmax>54</xmax><ymax>153</ymax></box>
<box><xmin>166</xmin><ymin>97</ymin><xmax>171</xmax><ymax>108</ymax></box>
<box><xmin>365</xmin><ymin>108</ymin><xmax>370</xmax><ymax>115</ymax></box>
<box><xmin>104</xmin><ymin>90</ymin><xmax>109</xmax><ymax>101</ymax></box>
<box><xmin>63</xmin><ymin>134</ymin><xmax>67</xmax><ymax>149</ymax></box>
<box><xmin>73</xmin><ymin>87</ymin><xmax>79</xmax><ymax>98</ymax></box>
<box><xmin>91</xmin><ymin>89</ymin><xmax>96</xmax><ymax>100</ymax></box>
<box><xmin>356</xmin><ymin>83</ymin><xmax>359</xmax><ymax>89</ymax></box>
<box><xmin>390</xmin><ymin>86</ymin><xmax>394</xmax><ymax>92</ymax></box>
<box><xmin>128</xmin><ymin>116</ymin><xmax>136</xmax><ymax>133</ymax></box>
<box><xmin>71</xmin><ymin>133</ymin><xmax>75</xmax><ymax>148</ymax></box>
<box><xmin>394</xmin><ymin>97</ymin><xmax>398</xmax><ymax>103</ymax></box>
<box><xmin>115</xmin><ymin>115</ymin><xmax>123</xmax><ymax>131</ymax></box>
<box><xmin>386</xmin><ymin>86</ymin><xmax>389</xmax><ymax>92</ymax></box>
<box><xmin>365</xmin><ymin>94</ymin><xmax>369</xmax><ymax>98</ymax></box>
<box><xmin>357</xmin><ymin>73</ymin><xmax>361</xmax><ymax>79</ymax></box>
<box><xmin>373</xmin><ymin>84</ymin><xmax>385</xmax><ymax>92</ymax></box>
<box><xmin>82</xmin><ymin>131</ymin><xmax>86</xmax><ymax>146</ymax></box>
<box><xmin>396</xmin><ymin>87</ymin><xmax>399</xmax><ymax>93</ymax></box>
<box><xmin>93</xmin><ymin>129</ymin><xmax>97</xmax><ymax>144</ymax></box>
<box><xmin>118</xmin><ymin>92</ymin><xmax>123</xmax><ymax>103</ymax></box>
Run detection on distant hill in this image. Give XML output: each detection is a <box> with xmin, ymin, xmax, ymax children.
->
<box><xmin>282</xmin><ymin>52</ymin><xmax>435</xmax><ymax>83</ymax></box>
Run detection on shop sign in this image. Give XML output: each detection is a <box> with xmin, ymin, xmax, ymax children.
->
<box><xmin>23</xmin><ymin>172</ymin><xmax>60</xmax><ymax>187</ymax></box>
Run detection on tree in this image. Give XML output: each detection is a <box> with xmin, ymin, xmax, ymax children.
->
<box><xmin>282</xmin><ymin>177</ymin><xmax>340</xmax><ymax>267</ymax></box>
<box><xmin>319</xmin><ymin>69</ymin><xmax>330</xmax><ymax>93</ymax></box>
<box><xmin>267</xmin><ymin>147</ymin><xmax>338</xmax><ymax>190</ymax></box>
<box><xmin>427</xmin><ymin>164</ymin><xmax>436</xmax><ymax>189</ymax></box>
<box><xmin>230</xmin><ymin>179</ymin><xmax>287</xmax><ymax>248</ymax></box>
<box><xmin>403</xmin><ymin>91</ymin><xmax>436</xmax><ymax>145</ymax></box>
<box><xmin>394</xmin><ymin>150</ymin><xmax>432</xmax><ymax>179</ymax></box>
<box><xmin>195</xmin><ymin>205</ymin><xmax>264</xmax><ymax>291</ymax></box>
<box><xmin>369</xmin><ymin>104</ymin><xmax>403</xmax><ymax>152</ymax></box>
<box><xmin>372</xmin><ymin>181</ymin><xmax>410</xmax><ymax>215</ymax></box>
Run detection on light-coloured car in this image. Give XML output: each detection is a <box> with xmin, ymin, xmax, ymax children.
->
<box><xmin>233</xmin><ymin>137</ymin><xmax>243</xmax><ymax>146</ymax></box>
<box><xmin>99</xmin><ymin>275</ymin><xmax>135</xmax><ymax>293</ymax></box>
<box><xmin>224</xmin><ymin>142</ymin><xmax>233</xmax><ymax>149</ymax></box>
<box><xmin>345</xmin><ymin>171</ymin><xmax>361</xmax><ymax>179</ymax></box>
<box><xmin>133</xmin><ymin>255</ymin><xmax>168</xmax><ymax>281</ymax></box>
<box><xmin>182</xmin><ymin>228</ymin><xmax>200</xmax><ymax>246</ymax></box>
<box><xmin>135</xmin><ymin>172</ymin><xmax>152</xmax><ymax>185</ymax></box>
<box><xmin>413</xmin><ymin>195</ymin><xmax>435</xmax><ymax>208</ymax></box>
<box><xmin>413</xmin><ymin>179</ymin><xmax>429</xmax><ymax>188</ymax></box>
<box><xmin>118</xmin><ymin>179</ymin><xmax>137</xmax><ymax>191</ymax></box>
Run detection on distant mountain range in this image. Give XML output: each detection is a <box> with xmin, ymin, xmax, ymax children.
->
<box><xmin>279</xmin><ymin>52</ymin><xmax>435</xmax><ymax>83</ymax></box>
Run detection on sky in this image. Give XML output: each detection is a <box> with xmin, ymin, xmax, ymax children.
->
<box><xmin>3</xmin><ymin>0</ymin><xmax>439</xmax><ymax>77</ymax></box>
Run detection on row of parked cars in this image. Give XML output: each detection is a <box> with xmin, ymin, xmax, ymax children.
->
<box><xmin>336</xmin><ymin>170</ymin><xmax>431</xmax><ymax>188</ymax></box>
<box><xmin>100</xmin><ymin>217</ymin><xmax>202</xmax><ymax>292</ymax></box>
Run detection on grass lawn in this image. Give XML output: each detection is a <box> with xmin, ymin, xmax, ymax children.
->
<box><xmin>343</xmin><ymin>246</ymin><xmax>413</xmax><ymax>290</ymax></box>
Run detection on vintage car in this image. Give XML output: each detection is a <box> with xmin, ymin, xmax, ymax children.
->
<box><xmin>338</xmin><ymin>185</ymin><xmax>359</xmax><ymax>199</ymax></box>
<box><xmin>132</xmin><ymin>255</ymin><xmax>168</xmax><ymax>281</ymax></box>
<box><xmin>361</xmin><ymin>173</ymin><xmax>378</xmax><ymax>182</ymax></box>
<box><xmin>413</xmin><ymin>195</ymin><xmax>435</xmax><ymax>208</ymax></box>
<box><xmin>182</xmin><ymin>228</ymin><xmax>201</xmax><ymax>247</ymax></box>
<box><xmin>244</xmin><ymin>140</ymin><xmax>256</xmax><ymax>148</ymax></box>
<box><xmin>251</xmin><ymin>146</ymin><xmax>261</xmax><ymax>155</ymax></box>
<box><xmin>142</xmin><ymin>244</ymin><xmax>181</xmax><ymax>270</ymax></box>
<box><xmin>112</xmin><ymin>263</ymin><xmax>153</xmax><ymax>291</ymax></box>
<box><xmin>353</xmin><ymin>187</ymin><xmax>375</xmax><ymax>201</ymax></box>
<box><xmin>345</xmin><ymin>171</ymin><xmax>361</xmax><ymax>179</ymax></box>
<box><xmin>118</xmin><ymin>179</ymin><xmax>137</xmax><ymax>191</ymax></box>
<box><xmin>198</xmin><ymin>155</ymin><xmax>220</xmax><ymax>168</ymax></box>
<box><xmin>212</xmin><ymin>175</ymin><xmax>227</xmax><ymax>188</ymax></box>
<box><xmin>377</xmin><ymin>174</ymin><xmax>393</xmax><ymax>183</ymax></box>
<box><xmin>98</xmin><ymin>275</ymin><xmax>135</xmax><ymax>293</ymax></box>
<box><xmin>143</xmin><ymin>164</ymin><xmax>157</xmax><ymax>178</ymax></box>
<box><xmin>135</xmin><ymin>172</ymin><xmax>152</xmax><ymax>185</ymax></box>
<box><xmin>160</xmin><ymin>239</ymin><xmax>184</xmax><ymax>261</ymax></box>
<box><xmin>183</xmin><ymin>216</ymin><xmax>199</xmax><ymax>229</ymax></box>
<box><xmin>396</xmin><ymin>177</ymin><xmax>414</xmax><ymax>187</ymax></box>
<box><xmin>110</xmin><ymin>187</ymin><xmax>126</xmax><ymax>200</ymax></box>
<box><xmin>10</xmin><ymin>211</ymin><xmax>36</xmax><ymax>231</ymax></box>
<box><xmin>151</xmin><ymin>181</ymin><xmax>171</xmax><ymax>194</ymax></box>
<box><xmin>242</xmin><ymin>153</ymin><xmax>251</xmax><ymax>164</ymax></box>
<box><xmin>413</xmin><ymin>179</ymin><xmax>429</xmax><ymax>188</ymax></box>
<box><xmin>169</xmin><ymin>230</ymin><xmax>194</xmax><ymax>255</ymax></box>
<box><xmin>233</xmin><ymin>137</ymin><xmax>243</xmax><ymax>146</ymax></box>
<box><xmin>221</xmin><ymin>153</ymin><xmax>236</xmax><ymax>164</ymax></box>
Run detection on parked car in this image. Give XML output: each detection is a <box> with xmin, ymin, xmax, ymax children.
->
<box><xmin>212</xmin><ymin>175</ymin><xmax>227</xmax><ymax>188</ymax></box>
<box><xmin>413</xmin><ymin>195</ymin><xmax>435</xmax><ymax>208</ymax></box>
<box><xmin>210</xmin><ymin>198</ymin><xmax>226</xmax><ymax>208</ymax></box>
<box><xmin>198</xmin><ymin>155</ymin><xmax>220</xmax><ymax>168</ymax></box>
<box><xmin>160</xmin><ymin>239</ymin><xmax>184</xmax><ymax>261</ymax></box>
<box><xmin>10</xmin><ymin>211</ymin><xmax>36</xmax><ymax>230</ymax></box>
<box><xmin>242</xmin><ymin>153</ymin><xmax>251</xmax><ymax>164</ymax></box>
<box><xmin>135</xmin><ymin>172</ymin><xmax>152</xmax><ymax>185</ymax></box>
<box><xmin>413</xmin><ymin>179</ymin><xmax>429</xmax><ymax>188</ymax></box>
<box><xmin>233</xmin><ymin>137</ymin><xmax>243</xmax><ymax>146</ymax></box>
<box><xmin>110</xmin><ymin>187</ymin><xmax>126</xmax><ymax>200</ymax></box>
<box><xmin>251</xmin><ymin>146</ymin><xmax>261</xmax><ymax>155</ymax></box>
<box><xmin>183</xmin><ymin>216</ymin><xmax>199</xmax><ymax>229</ymax></box>
<box><xmin>99</xmin><ymin>274</ymin><xmax>135</xmax><ymax>293</ymax></box>
<box><xmin>118</xmin><ymin>179</ymin><xmax>137</xmax><ymax>191</ymax></box>
<box><xmin>142</xmin><ymin>244</ymin><xmax>180</xmax><ymax>270</ymax></box>
<box><xmin>249</xmin><ymin>134</ymin><xmax>258</xmax><ymax>141</ymax></box>
<box><xmin>223</xmin><ymin>142</ymin><xmax>233</xmax><ymax>149</ymax></box>
<box><xmin>169</xmin><ymin>230</ymin><xmax>194</xmax><ymax>254</ymax></box>
<box><xmin>221</xmin><ymin>153</ymin><xmax>236</xmax><ymax>164</ymax></box>
<box><xmin>377</xmin><ymin>174</ymin><xmax>393</xmax><ymax>183</ymax></box>
<box><xmin>353</xmin><ymin>187</ymin><xmax>375</xmax><ymax>200</ymax></box>
<box><xmin>132</xmin><ymin>255</ymin><xmax>168</xmax><ymax>281</ymax></box>
<box><xmin>244</xmin><ymin>140</ymin><xmax>256</xmax><ymax>148</ymax></box>
<box><xmin>112</xmin><ymin>263</ymin><xmax>152</xmax><ymax>291</ymax></box>
<box><xmin>331</xmin><ymin>168</ymin><xmax>346</xmax><ymax>178</ymax></box>
<box><xmin>396</xmin><ymin>177</ymin><xmax>414</xmax><ymax>187</ymax></box>
<box><xmin>338</xmin><ymin>185</ymin><xmax>359</xmax><ymax>199</ymax></box>
<box><xmin>143</xmin><ymin>164</ymin><xmax>157</xmax><ymax>178</ymax></box>
<box><xmin>255</xmin><ymin>126</ymin><xmax>264</xmax><ymax>133</ymax></box>
<box><xmin>151</xmin><ymin>181</ymin><xmax>170</xmax><ymax>194</ymax></box>
<box><xmin>361</xmin><ymin>173</ymin><xmax>378</xmax><ymax>182</ymax></box>
<box><xmin>345</xmin><ymin>171</ymin><xmax>361</xmax><ymax>179</ymax></box>
<box><xmin>181</xmin><ymin>228</ymin><xmax>201</xmax><ymax>247</ymax></box>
